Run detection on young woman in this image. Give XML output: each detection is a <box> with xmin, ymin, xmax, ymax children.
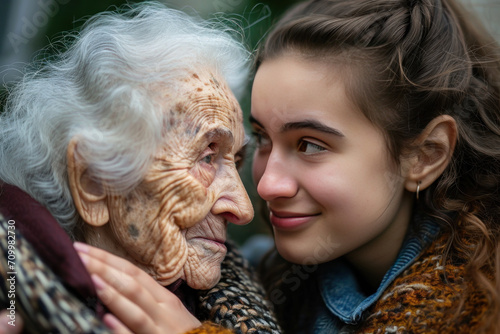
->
<box><xmin>251</xmin><ymin>0</ymin><xmax>500</xmax><ymax>332</ymax></box>
<box><xmin>63</xmin><ymin>0</ymin><xmax>500</xmax><ymax>333</ymax></box>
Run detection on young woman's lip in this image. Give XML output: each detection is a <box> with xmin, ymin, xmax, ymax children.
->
<box><xmin>271</xmin><ymin>210</ymin><xmax>319</xmax><ymax>218</ymax></box>
<box><xmin>269</xmin><ymin>210</ymin><xmax>320</xmax><ymax>229</ymax></box>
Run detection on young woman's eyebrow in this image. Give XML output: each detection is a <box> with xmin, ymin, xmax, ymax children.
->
<box><xmin>249</xmin><ymin>115</ymin><xmax>264</xmax><ymax>129</ymax></box>
<box><xmin>283</xmin><ymin>120</ymin><xmax>345</xmax><ymax>137</ymax></box>
<box><xmin>249</xmin><ymin>115</ymin><xmax>344</xmax><ymax>137</ymax></box>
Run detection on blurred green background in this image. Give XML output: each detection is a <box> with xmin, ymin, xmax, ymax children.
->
<box><xmin>1</xmin><ymin>0</ymin><xmax>499</xmax><ymax>246</ymax></box>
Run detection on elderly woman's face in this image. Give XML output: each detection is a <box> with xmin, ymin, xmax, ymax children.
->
<box><xmin>105</xmin><ymin>70</ymin><xmax>253</xmax><ymax>289</ymax></box>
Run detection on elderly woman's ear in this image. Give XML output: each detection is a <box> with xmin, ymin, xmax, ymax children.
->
<box><xmin>67</xmin><ymin>138</ymin><xmax>109</xmax><ymax>227</ymax></box>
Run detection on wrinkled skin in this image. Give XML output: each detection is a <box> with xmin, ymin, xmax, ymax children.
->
<box><xmin>95</xmin><ymin>70</ymin><xmax>253</xmax><ymax>289</ymax></box>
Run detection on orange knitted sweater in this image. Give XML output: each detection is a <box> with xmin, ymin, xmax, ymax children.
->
<box><xmin>354</xmin><ymin>233</ymin><xmax>494</xmax><ymax>333</ymax></box>
<box><xmin>185</xmin><ymin>322</ymin><xmax>235</xmax><ymax>334</ymax></box>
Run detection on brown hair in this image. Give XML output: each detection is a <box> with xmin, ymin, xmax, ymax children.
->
<box><xmin>257</xmin><ymin>0</ymin><xmax>500</xmax><ymax>332</ymax></box>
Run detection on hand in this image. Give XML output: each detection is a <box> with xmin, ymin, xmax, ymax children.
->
<box><xmin>74</xmin><ymin>242</ymin><xmax>202</xmax><ymax>334</ymax></box>
<box><xmin>0</xmin><ymin>310</ymin><xmax>22</xmax><ymax>334</ymax></box>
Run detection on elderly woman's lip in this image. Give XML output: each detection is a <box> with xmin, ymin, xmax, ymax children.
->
<box><xmin>196</xmin><ymin>237</ymin><xmax>226</xmax><ymax>244</ymax></box>
<box><xmin>212</xmin><ymin>238</ymin><xmax>226</xmax><ymax>244</ymax></box>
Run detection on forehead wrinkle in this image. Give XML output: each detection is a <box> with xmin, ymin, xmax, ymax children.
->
<box><xmin>173</xmin><ymin>71</ymin><xmax>243</xmax><ymax>147</ymax></box>
<box><xmin>175</xmin><ymin>69</ymin><xmax>241</xmax><ymax>117</ymax></box>
<box><xmin>205</xmin><ymin>127</ymin><xmax>234</xmax><ymax>145</ymax></box>
<box><xmin>169</xmin><ymin>95</ymin><xmax>234</xmax><ymax>131</ymax></box>
<box><xmin>183</xmin><ymin>74</ymin><xmax>235</xmax><ymax>109</ymax></box>
<box><xmin>179</xmin><ymin>79</ymin><xmax>233</xmax><ymax>107</ymax></box>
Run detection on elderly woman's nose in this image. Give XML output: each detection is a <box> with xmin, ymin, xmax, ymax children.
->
<box><xmin>211</xmin><ymin>167</ymin><xmax>254</xmax><ymax>225</ymax></box>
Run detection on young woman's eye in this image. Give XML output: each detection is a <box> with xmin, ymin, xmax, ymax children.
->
<box><xmin>251</xmin><ymin>131</ymin><xmax>271</xmax><ymax>149</ymax></box>
<box><xmin>298</xmin><ymin>140</ymin><xmax>326</xmax><ymax>154</ymax></box>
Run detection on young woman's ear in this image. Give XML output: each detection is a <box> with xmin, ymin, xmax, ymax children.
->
<box><xmin>403</xmin><ymin>115</ymin><xmax>458</xmax><ymax>194</ymax></box>
<box><xmin>67</xmin><ymin>138</ymin><xmax>109</xmax><ymax>226</ymax></box>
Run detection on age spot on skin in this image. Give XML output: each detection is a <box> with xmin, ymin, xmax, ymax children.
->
<box><xmin>184</xmin><ymin>125</ymin><xmax>201</xmax><ymax>136</ymax></box>
<box><xmin>210</xmin><ymin>75</ymin><xmax>220</xmax><ymax>88</ymax></box>
<box><xmin>163</xmin><ymin>112</ymin><xmax>179</xmax><ymax>134</ymax></box>
<box><xmin>175</xmin><ymin>102</ymin><xmax>187</xmax><ymax>114</ymax></box>
<box><xmin>128</xmin><ymin>224</ymin><xmax>140</xmax><ymax>239</ymax></box>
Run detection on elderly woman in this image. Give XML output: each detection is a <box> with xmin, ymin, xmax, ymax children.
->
<box><xmin>0</xmin><ymin>3</ymin><xmax>280</xmax><ymax>333</ymax></box>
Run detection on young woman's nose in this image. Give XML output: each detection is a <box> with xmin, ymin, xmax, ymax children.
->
<box><xmin>256</xmin><ymin>151</ymin><xmax>298</xmax><ymax>201</ymax></box>
<box><xmin>211</xmin><ymin>166</ymin><xmax>254</xmax><ymax>225</ymax></box>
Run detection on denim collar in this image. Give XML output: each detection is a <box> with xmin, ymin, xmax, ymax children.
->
<box><xmin>316</xmin><ymin>216</ymin><xmax>440</xmax><ymax>326</ymax></box>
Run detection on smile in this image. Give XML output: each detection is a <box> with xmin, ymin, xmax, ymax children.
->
<box><xmin>270</xmin><ymin>210</ymin><xmax>320</xmax><ymax>230</ymax></box>
<box><xmin>195</xmin><ymin>237</ymin><xmax>227</xmax><ymax>247</ymax></box>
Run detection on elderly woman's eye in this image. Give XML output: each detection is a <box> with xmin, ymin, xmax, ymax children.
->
<box><xmin>202</xmin><ymin>154</ymin><xmax>215</xmax><ymax>164</ymax></box>
<box><xmin>200</xmin><ymin>143</ymin><xmax>218</xmax><ymax>165</ymax></box>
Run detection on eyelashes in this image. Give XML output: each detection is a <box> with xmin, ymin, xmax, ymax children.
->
<box><xmin>199</xmin><ymin>142</ymin><xmax>246</xmax><ymax>170</ymax></box>
<box><xmin>297</xmin><ymin>140</ymin><xmax>326</xmax><ymax>154</ymax></box>
<box><xmin>251</xmin><ymin>131</ymin><xmax>271</xmax><ymax>149</ymax></box>
<box><xmin>199</xmin><ymin>142</ymin><xmax>218</xmax><ymax>166</ymax></box>
<box><xmin>200</xmin><ymin>143</ymin><xmax>217</xmax><ymax>166</ymax></box>
<box><xmin>251</xmin><ymin>130</ymin><xmax>327</xmax><ymax>155</ymax></box>
<box><xmin>193</xmin><ymin>143</ymin><xmax>218</xmax><ymax>188</ymax></box>
<box><xmin>202</xmin><ymin>155</ymin><xmax>214</xmax><ymax>164</ymax></box>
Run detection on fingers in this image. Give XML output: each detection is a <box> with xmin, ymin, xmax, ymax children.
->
<box><xmin>75</xmin><ymin>243</ymin><xmax>202</xmax><ymax>334</ymax></box>
<box><xmin>0</xmin><ymin>310</ymin><xmax>22</xmax><ymax>334</ymax></box>
<box><xmin>103</xmin><ymin>314</ymin><xmax>133</xmax><ymax>334</ymax></box>
<box><xmin>90</xmin><ymin>273</ymin><xmax>160</xmax><ymax>334</ymax></box>
<box><xmin>74</xmin><ymin>242</ymin><xmax>144</xmax><ymax>279</ymax></box>
<box><xmin>74</xmin><ymin>242</ymin><xmax>168</xmax><ymax>302</ymax></box>
<box><xmin>79</xmin><ymin>251</ymin><xmax>164</xmax><ymax>323</ymax></box>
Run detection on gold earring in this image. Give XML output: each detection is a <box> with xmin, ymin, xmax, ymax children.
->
<box><xmin>416</xmin><ymin>181</ymin><xmax>422</xmax><ymax>200</ymax></box>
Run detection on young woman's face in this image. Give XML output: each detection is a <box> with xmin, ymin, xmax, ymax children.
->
<box><xmin>251</xmin><ymin>56</ymin><xmax>413</xmax><ymax>269</ymax></box>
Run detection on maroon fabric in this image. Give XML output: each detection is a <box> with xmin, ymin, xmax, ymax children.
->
<box><xmin>0</xmin><ymin>183</ymin><xmax>105</xmax><ymax>317</ymax></box>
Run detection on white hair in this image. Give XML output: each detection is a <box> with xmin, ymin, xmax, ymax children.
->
<box><xmin>0</xmin><ymin>2</ymin><xmax>251</xmax><ymax>237</ymax></box>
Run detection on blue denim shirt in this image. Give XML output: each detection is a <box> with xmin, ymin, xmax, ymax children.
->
<box><xmin>311</xmin><ymin>217</ymin><xmax>441</xmax><ymax>333</ymax></box>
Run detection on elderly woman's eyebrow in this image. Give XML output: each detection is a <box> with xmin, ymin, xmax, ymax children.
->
<box><xmin>204</xmin><ymin>128</ymin><xmax>234</xmax><ymax>144</ymax></box>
